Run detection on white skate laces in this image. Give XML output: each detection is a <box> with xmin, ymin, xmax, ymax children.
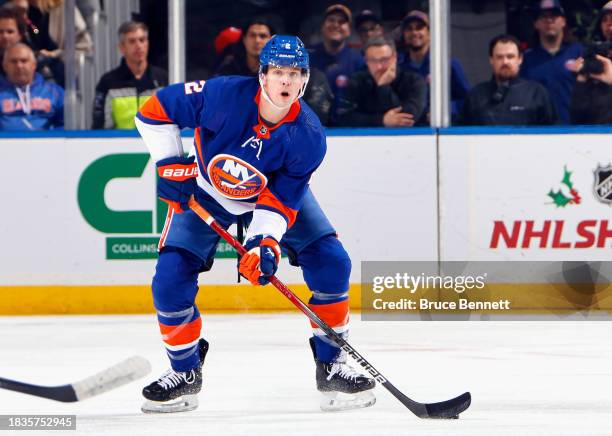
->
<box><xmin>327</xmin><ymin>362</ymin><xmax>361</xmax><ymax>382</ymax></box>
<box><xmin>156</xmin><ymin>369</ymin><xmax>195</xmax><ymax>389</ymax></box>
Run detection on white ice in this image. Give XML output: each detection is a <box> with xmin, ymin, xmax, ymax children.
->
<box><xmin>1</xmin><ymin>314</ymin><xmax>611</xmax><ymax>436</ymax></box>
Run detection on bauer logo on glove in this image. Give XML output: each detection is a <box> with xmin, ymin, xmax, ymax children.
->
<box><xmin>239</xmin><ymin>235</ymin><xmax>281</xmax><ymax>286</ymax></box>
<box><xmin>156</xmin><ymin>155</ymin><xmax>198</xmax><ymax>213</ymax></box>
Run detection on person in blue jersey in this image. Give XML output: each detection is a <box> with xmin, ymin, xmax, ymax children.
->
<box><xmin>520</xmin><ymin>0</ymin><xmax>582</xmax><ymax>124</ymax></box>
<box><xmin>0</xmin><ymin>43</ymin><xmax>63</xmax><ymax>130</ymax></box>
<box><xmin>135</xmin><ymin>35</ymin><xmax>375</xmax><ymax>414</ymax></box>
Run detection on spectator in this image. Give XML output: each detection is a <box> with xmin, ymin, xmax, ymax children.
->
<box><xmin>569</xmin><ymin>3</ymin><xmax>612</xmax><ymax>125</ymax></box>
<box><xmin>399</xmin><ymin>10</ymin><xmax>470</xmax><ymax>124</ymax></box>
<box><xmin>520</xmin><ymin>0</ymin><xmax>582</xmax><ymax>124</ymax></box>
<box><xmin>336</xmin><ymin>36</ymin><xmax>426</xmax><ymax>127</ymax></box>
<box><xmin>6</xmin><ymin>0</ymin><xmax>55</xmax><ymax>52</ymax></box>
<box><xmin>0</xmin><ymin>42</ymin><xmax>63</xmax><ymax>130</ymax></box>
<box><xmin>354</xmin><ymin>9</ymin><xmax>383</xmax><ymax>47</ymax></box>
<box><xmin>460</xmin><ymin>34</ymin><xmax>557</xmax><ymax>126</ymax></box>
<box><xmin>215</xmin><ymin>18</ymin><xmax>273</xmax><ymax>77</ymax></box>
<box><xmin>0</xmin><ymin>7</ymin><xmax>24</xmax><ymax>69</ymax></box>
<box><xmin>308</xmin><ymin>4</ymin><xmax>364</xmax><ymax>123</ymax></box>
<box><xmin>33</xmin><ymin>0</ymin><xmax>93</xmax><ymax>61</ymax></box>
<box><xmin>3</xmin><ymin>0</ymin><xmax>64</xmax><ymax>85</ymax></box>
<box><xmin>92</xmin><ymin>21</ymin><xmax>167</xmax><ymax>129</ymax></box>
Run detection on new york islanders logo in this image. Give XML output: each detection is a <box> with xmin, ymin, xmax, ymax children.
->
<box><xmin>207</xmin><ymin>154</ymin><xmax>267</xmax><ymax>200</ymax></box>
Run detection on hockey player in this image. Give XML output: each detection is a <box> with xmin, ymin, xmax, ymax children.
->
<box><xmin>135</xmin><ymin>35</ymin><xmax>375</xmax><ymax>413</ymax></box>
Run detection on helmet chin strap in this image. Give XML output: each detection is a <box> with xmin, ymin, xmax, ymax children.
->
<box><xmin>258</xmin><ymin>72</ymin><xmax>310</xmax><ymax>111</ymax></box>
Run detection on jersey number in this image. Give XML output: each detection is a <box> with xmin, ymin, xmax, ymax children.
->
<box><xmin>184</xmin><ymin>80</ymin><xmax>205</xmax><ymax>95</ymax></box>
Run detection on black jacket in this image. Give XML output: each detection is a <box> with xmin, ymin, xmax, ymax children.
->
<box><xmin>92</xmin><ymin>58</ymin><xmax>168</xmax><ymax>129</ymax></box>
<box><xmin>570</xmin><ymin>79</ymin><xmax>612</xmax><ymax>125</ymax></box>
<box><xmin>215</xmin><ymin>55</ymin><xmax>256</xmax><ymax>77</ymax></box>
<box><xmin>302</xmin><ymin>68</ymin><xmax>334</xmax><ymax>127</ymax></box>
<box><xmin>335</xmin><ymin>66</ymin><xmax>426</xmax><ymax>127</ymax></box>
<box><xmin>459</xmin><ymin>77</ymin><xmax>557</xmax><ymax>126</ymax></box>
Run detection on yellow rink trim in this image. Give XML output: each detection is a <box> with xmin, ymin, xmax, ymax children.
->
<box><xmin>0</xmin><ymin>284</ymin><xmax>363</xmax><ymax>315</ymax></box>
<box><xmin>1</xmin><ymin>283</ymin><xmax>611</xmax><ymax>315</ymax></box>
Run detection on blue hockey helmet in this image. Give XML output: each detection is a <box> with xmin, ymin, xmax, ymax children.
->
<box><xmin>259</xmin><ymin>35</ymin><xmax>309</xmax><ymax>71</ymax></box>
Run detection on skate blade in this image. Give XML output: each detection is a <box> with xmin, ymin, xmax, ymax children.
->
<box><xmin>320</xmin><ymin>390</ymin><xmax>376</xmax><ymax>412</ymax></box>
<box><xmin>141</xmin><ymin>394</ymin><xmax>199</xmax><ymax>414</ymax></box>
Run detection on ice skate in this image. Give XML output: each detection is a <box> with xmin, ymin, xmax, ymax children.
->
<box><xmin>311</xmin><ymin>338</ymin><xmax>376</xmax><ymax>412</ymax></box>
<box><xmin>141</xmin><ymin>338</ymin><xmax>209</xmax><ymax>413</ymax></box>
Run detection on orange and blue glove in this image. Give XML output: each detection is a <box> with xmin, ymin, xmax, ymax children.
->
<box><xmin>239</xmin><ymin>235</ymin><xmax>281</xmax><ymax>285</ymax></box>
<box><xmin>156</xmin><ymin>156</ymin><xmax>198</xmax><ymax>213</ymax></box>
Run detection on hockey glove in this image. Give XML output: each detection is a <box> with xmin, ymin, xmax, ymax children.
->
<box><xmin>239</xmin><ymin>235</ymin><xmax>281</xmax><ymax>286</ymax></box>
<box><xmin>156</xmin><ymin>155</ymin><xmax>198</xmax><ymax>213</ymax></box>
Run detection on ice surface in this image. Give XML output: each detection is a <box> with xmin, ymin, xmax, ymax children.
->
<box><xmin>0</xmin><ymin>314</ymin><xmax>610</xmax><ymax>435</ymax></box>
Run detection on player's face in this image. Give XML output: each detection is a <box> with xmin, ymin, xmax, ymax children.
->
<box><xmin>490</xmin><ymin>42</ymin><xmax>522</xmax><ymax>82</ymax></box>
<box><xmin>243</xmin><ymin>24</ymin><xmax>271</xmax><ymax>58</ymax></box>
<box><xmin>403</xmin><ymin>21</ymin><xmax>430</xmax><ymax>51</ymax></box>
<box><xmin>3</xmin><ymin>46</ymin><xmax>36</xmax><ymax>86</ymax></box>
<box><xmin>119</xmin><ymin>28</ymin><xmax>149</xmax><ymax>64</ymax></box>
<box><xmin>262</xmin><ymin>66</ymin><xmax>305</xmax><ymax>106</ymax></box>
<box><xmin>602</xmin><ymin>13</ymin><xmax>612</xmax><ymax>41</ymax></box>
<box><xmin>365</xmin><ymin>45</ymin><xmax>396</xmax><ymax>82</ymax></box>
<box><xmin>0</xmin><ymin>19</ymin><xmax>20</xmax><ymax>50</ymax></box>
<box><xmin>535</xmin><ymin>12</ymin><xmax>566</xmax><ymax>38</ymax></box>
<box><xmin>322</xmin><ymin>13</ymin><xmax>350</xmax><ymax>44</ymax></box>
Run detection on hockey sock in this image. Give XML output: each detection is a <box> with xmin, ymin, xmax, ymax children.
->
<box><xmin>157</xmin><ymin>306</ymin><xmax>202</xmax><ymax>372</ymax></box>
<box><xmin>308</xmin><ymin>294</ymin><xmax>349</xmax><ymax>363</ymax></box>
<box><xmin>152</xmin><ymin>247</ymin><xmax>205</xmax><ymax>372</ymax></box>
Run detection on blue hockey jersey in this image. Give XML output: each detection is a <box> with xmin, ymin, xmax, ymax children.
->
<box><xmin>0</xmin><ymin>73</ymin><xmax>64</xmax><ymax>131</ymax></box>
<box><xmin>136</xmin><ymin>76</ymin><xmax>326</xmax><ymax>241</ymax></box>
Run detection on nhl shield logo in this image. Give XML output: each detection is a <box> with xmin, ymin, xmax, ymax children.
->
<box><xmin>593</xmin><ymin>165</ymin><xmax>612</xmax><ymax>204</ymax></box>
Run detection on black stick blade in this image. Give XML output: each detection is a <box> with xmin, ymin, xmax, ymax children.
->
<box><xmin>423</xmin><ymin>391</ymin><xmax>471</xmax><ymax>419</ymax></box>
<box><xmin>0</xmin><ymin>378</ymin><xmax>77</xmax><ymax>402</ymax></box>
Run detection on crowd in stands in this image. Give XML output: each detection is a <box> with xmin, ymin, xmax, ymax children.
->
<box><xmin>0</xmin><ymin>0</ymin><xmax>611</xmax><ymax>131</ymax></box>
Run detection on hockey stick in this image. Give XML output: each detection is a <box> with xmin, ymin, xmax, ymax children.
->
<box><xmin>0</xmin><ymin>356</ymin><xmax>151</xmax><ymax>402</ymax></box>
<box><xmin>188</xmin><ymin>197</ymin><xmax>471</xmax><ymax>419</ymax></box>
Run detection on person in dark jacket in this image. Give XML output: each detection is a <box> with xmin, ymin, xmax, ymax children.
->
<box><xmin>460</xmin><ymin>34</ymin><xmax>557</xmax><ymax>126</ymax></box>
<box><xmin>336</xmin><ymin>36</ymin><xmax>426</xmax><ymax>127</ymax></box>
<box><xmin>302</xmin><ymin>67</ymin><xmax>334</xmax><ymax>126</ymax></box>
<box><xmin>92</xmin><ymin>21</ymin><xmax>167</xmax><ymax>129</ymax></box>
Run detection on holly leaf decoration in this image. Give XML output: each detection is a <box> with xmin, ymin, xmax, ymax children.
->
<box><xmin>561</xmin><ymin>166</ymin><xmax>573</xmax><ymax>190</ymax></box>
<box><xmin>548</xmin><ymin>189</ymin><xmax>572</xmax><ymax>207</ymax></box>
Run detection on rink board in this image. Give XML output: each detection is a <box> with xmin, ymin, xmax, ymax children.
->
<box><xmin>0</xmin><ymin>129</ymin><xmax>609</xmax><ymax>314</ymax></box>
